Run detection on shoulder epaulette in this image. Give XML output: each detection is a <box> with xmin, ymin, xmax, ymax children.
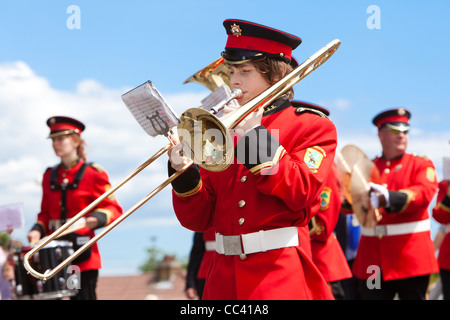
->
<box><xmin>413</xmin><ymin>153</ymin><xmax>430</xmax><ymax>160</ymax></box>
<box><xmin>294</xmin><ymin>106</ymin><xmax>330</xmax><ymax>120</ymax></box>
<box><xmin>88</xmin><ymin>162</ymin><xmax>104</xmax><ymax>172</ymax></box>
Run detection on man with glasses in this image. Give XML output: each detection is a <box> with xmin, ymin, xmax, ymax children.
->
<box><xmin>352</xmin><ymin>108</ymin><xmax>439</xmax><ymax>299</ymax></box>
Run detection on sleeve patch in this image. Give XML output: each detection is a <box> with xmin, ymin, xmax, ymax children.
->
<box><xmin>304</xmin><ymin>146</ymin><xmax>326</xmax><ymax>171</ymax></box>
<box><xmin>320</xmin><ymin>186</ymin><xmax>332</xmax><ymax>211</ymax></box>
<box><xmin>426</xmin><ymin>167</ymin><xmax>436</xmax><ymax>182</ymax></box>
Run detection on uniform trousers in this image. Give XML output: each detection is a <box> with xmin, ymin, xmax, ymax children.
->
<box><xmin>358</xmin><ymin>274</ymin><xmax>430</xmax><ymax>300</ymax></box>
<box><xmin>71</xmin><ymin>270</ymin><xmax>98</xmax><ymax>300</ymax></box>
<box><xmin>440</xmin><ymin>269</ymin><xmax>450</xmax><ymax>300</ymax></box>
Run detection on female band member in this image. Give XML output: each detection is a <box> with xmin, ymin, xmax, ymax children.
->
<box><xmin>28</xmin><ymin>116</ymin><xmax>123</xmax><ymax>300</ymax></box>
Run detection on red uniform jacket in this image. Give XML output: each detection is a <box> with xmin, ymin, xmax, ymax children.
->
<box><xmin>432</xmin><ymin>180</ymin><xmax>450</xmax><ymax>270</ymax></box>
<box><xmin>33</xmin><ymin>160</ymin><xmax>123</xmax><ymax>272</ymax></box>
<box><xmin>171</xmin><ymin>98</ymin><xmax>337</xmax><ymax>300</ymax></box>
<box><xmin>352</xmin><ymin>153</ymin><xmax>439</xmax><ymax>281</ymax></box>
<box><xmin>310</xmin><ymin>164</ymin><xmax>352</xmax><ymax>283</ymax></box>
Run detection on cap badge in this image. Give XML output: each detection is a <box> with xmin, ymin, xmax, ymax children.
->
<box><xmin>398</xmin><ymin>108</ymin><xmax>406</xmax><ymax>116</ymax></box>
<box><xmin>49</xmin><ymin>117</ymin><xmax>56</xmax><ymax>125</ymax></box>
<box><xmin>230</xmin><ymin>23</ymin><xmax>242</xmax><ymax>37</ymax></box>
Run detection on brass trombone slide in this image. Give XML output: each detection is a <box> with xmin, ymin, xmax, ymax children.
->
<box><xmin>24</xmin><ymin>39</ymin><xmax>341</xmax><ymax>281</ymax></box>
<box><xmin>23</xmin><ymin>89</ymin><xmax>242</xmax><ymax>281</ymax></box>
<box><xmin>24</xmin><ymin>142</ymin><xmax>193</xmax><ymax>281</ymax></box>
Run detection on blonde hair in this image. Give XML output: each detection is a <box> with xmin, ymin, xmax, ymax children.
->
<box><xmin>70</xmin><ymin>133</ymin><xmax>87</xmax><ymax>162</ymax></box>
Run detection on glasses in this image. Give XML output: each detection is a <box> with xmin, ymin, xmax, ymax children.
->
<box><xmin>387</xmin><ymin>128</ymin><xmax>408</xmax><ymax>135</ymax></box>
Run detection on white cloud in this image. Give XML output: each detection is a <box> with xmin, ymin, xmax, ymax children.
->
<box><xmin>0</xmin><ymin>61</ymin><xmax>205</xmax><ymax>244</ymax></box>
<box><xmin>317</xmin><ymin>97</ymin><xmax>352</xmax><ymax>111</ymax></box>
<box><xmin>333</xmin><ymin>98</ymin><xmax>351</xmax><ymax>110</ymax></box>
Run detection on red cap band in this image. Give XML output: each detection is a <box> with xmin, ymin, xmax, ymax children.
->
<box><xmin>375</xmin><ymin>115</ymin><xmax>409</xmax><ymax>128</ymax></box>
<box><xmin>225</xmin><ymin>35</ymin><xmax>293</xmax><ymax>59</ymax></box>
<box><xmin>50</xmin><ymin>123</ymin><xmax>82</xmax><ymax>135</ymax></box>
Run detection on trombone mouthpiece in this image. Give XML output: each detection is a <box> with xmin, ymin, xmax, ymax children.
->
<box><xmin>231</xmin><ymin>88</ymin><xmax>243</xmax><ymax>99</ymax></box>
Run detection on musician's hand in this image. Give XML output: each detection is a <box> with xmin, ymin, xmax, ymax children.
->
<box><xmin>168</xmin><ymin>136</ymin><xmax>191</xmax><ymax>172</ymax></box>
<box><xmin>232</xmin><ymin>107</ymin><xmax>264</xmax><ymax>136</ymax></box>
<box><xmin>27</xmin><ymin>230</ymin><xmax>41</xmax><ymax>245</ymax></box>
<box><xmin>369</xmin><ymin>182</ymin><xmax>389</xmax><ymax>208</ymax></box>
<box><xmin>185</xmin><ymin>287</ymin><xmax>198</xmax><ymax>300</ymax></box>
<box><xmin>223</xmin><ymin>101</ymin><xmax>239</xmax><ymax>115</ymax></box>
<box><xmin>86</xmin><ymin>216</ymin><xmax>99</xmax><ymax>230</ymax></box>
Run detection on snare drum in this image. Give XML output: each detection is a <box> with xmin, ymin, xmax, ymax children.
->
<box><xmin>12</xmin><ymin>240</ymin><xmax>78</xmax><ymax>300</ymax></box>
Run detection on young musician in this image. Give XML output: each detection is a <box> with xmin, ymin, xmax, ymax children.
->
<box><xmin>168</xmin><ymin>19</ymin><xmax>337</xmax><ymax>299</ymax></box>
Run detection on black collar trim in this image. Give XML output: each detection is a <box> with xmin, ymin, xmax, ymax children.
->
<box><xmin>263</xmin><ymin>96</ymin><xmax>291</xmax><ymax>116</ymax></box>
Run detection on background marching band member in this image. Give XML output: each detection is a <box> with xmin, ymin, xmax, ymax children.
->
<box><xmin>184</xmin><ymin>228</ymin><xmax>215</xmax><ymax>300</ymax></box>
<box><xmin>27</xmin><ymin>116</ymin><xmax>123</xmax><ymax>300</ymax></box>
<box><xmin>353</xmin><ymin>108</ymin><xmax>439</xmax><ymax>299</ymax></box>
<box><xmin>295</xmin><ymin>101</ymin><xmax>353</xmax><ymax>299</ymax></box>
<box><xmin>432</xmin><ymin>179</ymin><xmax>450</xmax><ymax>300</ymax></box>
<box><xmin>168</xmin><ymin>19</ymin><xmax>337</xmax><ymax>299</ymax></box>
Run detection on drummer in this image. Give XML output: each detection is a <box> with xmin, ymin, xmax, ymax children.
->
<box><xmin>27</xmin><ymin>116</ymin><xmax>123</xmax><ymax>300</ymax></box>
<box><xmin>352</xmin><ymin>108</ymin><xmax>439</xmax><ymax>299</ymax></box>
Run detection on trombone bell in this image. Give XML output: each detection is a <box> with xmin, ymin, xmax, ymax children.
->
<box><xmin>178</xmin><ymin>108</ymin><xmax>234</xmax><ymax>172</ymax></box>
<box><xmin>184</xmin><ymin>57</ymin><xmax>231</xmax><ymax>92</ymax></box>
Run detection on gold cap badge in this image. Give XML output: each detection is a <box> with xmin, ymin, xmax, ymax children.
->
<box><xmin>230</xmin><ymin>23</ymin><xmax>242</xmax><ymax>37</ymax></box>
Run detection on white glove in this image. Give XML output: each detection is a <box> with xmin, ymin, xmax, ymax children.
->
<box><xmin>369</xmin><ymin>182</ymin><xmax>390</xmax><ymax>208</ymax></box>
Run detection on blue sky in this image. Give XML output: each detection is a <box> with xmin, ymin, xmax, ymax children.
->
<box><xmin>1</xmin><ymin>1</ymin><xmax>449</xmax><ymax>275</ymax></box>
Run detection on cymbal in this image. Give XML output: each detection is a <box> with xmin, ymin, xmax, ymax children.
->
<box><xmin>350</xmin><ymin>157</ymin><xmax>382</xmax><ymax>228</ymax></box>
<box><xmin>337</xmin><ymin>145</ymin><xmax>369</xmax><ymax>205</ymax></box>
<box><xmin>337</xmin><ymin>145</ymin><xmax>369</xmax><ymax>173</ymax></box>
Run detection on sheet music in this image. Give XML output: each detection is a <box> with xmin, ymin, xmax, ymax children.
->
<box><xmin>0</xmin><ymin>203</ymin><xmax>25</xmax><ymax>231</ymax></box>
<box><xmin>121</xmin><ymin>81</ymin><xmax>180</xmax><ymax>137</ymax></box>
<box><xmin>443</xmin><ymin>157</ymin><xmax>450</xmax><ymax>180</ymax></box>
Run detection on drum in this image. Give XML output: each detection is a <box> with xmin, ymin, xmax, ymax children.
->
<box><xmin>11</xmin><ymin>240</ymin><xmax>78</xmax><ymax>300</ymax></box>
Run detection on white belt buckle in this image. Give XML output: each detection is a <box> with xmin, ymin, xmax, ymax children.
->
<box><xmin>375</xmin><ymin>225</ymin><xmax>387</xmax><ymax>238</ymax></box>
<box><xmin>222</xmin><ymin>235</ymin><xmax>243</xmax><ymax>255</ymax></box>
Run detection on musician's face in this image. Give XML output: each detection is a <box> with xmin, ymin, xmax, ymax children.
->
<box><xmin>51</xmin><ymin>134</ymin><xmax>79</xmax><ymax>159</ymax></box>
<box><xmin>227</xmin><ymin>62</ymin><xmax>272</xmax><ymax>106</ymax></box>
<box><xmin>378</xmin><ymin>126</ymin><xmax>408</xmax><ymax>159</ymax></box>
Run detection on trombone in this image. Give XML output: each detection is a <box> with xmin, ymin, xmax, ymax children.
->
<box><xmin>24</xmin><ymin>39</ymin><xmax>341</xmax><ymax>281</ymax></box>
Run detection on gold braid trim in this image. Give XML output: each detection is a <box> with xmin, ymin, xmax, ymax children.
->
<box><xmin>249</xmin><ymin>146</ymin><xmax>286</xmax><ymax>175</ymax></box>
<box><xmin>174</xmin><ymin>180</ymin><xmax>203</xmax><ymax>198</ymax></box>
<box><xmin>397</xmin><ymin>189</ymin><xmax>415</xmax><ymax>213</ymax></box>
<box><xmin>436</xmin><ymin>201</ymin><xmax>450</xmax><ymax>213</ymax></box>
<box><xmin>92</xmin><ymin>208</ymin><xmax>113</xmax><ymax>225</ymax></box>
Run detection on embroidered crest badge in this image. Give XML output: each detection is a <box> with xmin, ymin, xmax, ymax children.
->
<box><xmin>304</xmin><ymin>147</ymin><xmax>325</xmax><ymax>170</ymax></box>
<box><xmin>320</xmin><ymin>186</ymin><xmax>332</xmax><ymax>211</ymax></box>
<box><xmin>426</xmin><ymin>167</ymin><xmax>436</xmax><ymax>182</ymax></box>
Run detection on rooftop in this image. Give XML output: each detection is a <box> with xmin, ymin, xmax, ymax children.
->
<box><xmin>96</xmin><ymin>270</ymin><xmax>189</xmax><ymax>300</ymax></box>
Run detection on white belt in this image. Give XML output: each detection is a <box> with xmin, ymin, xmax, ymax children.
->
<box><xmin>215</xmin><ymin>227</ymin><xmax>299</xmax><ymax>256</ymax></box>
<box><xmin>204</xmin><ymin>241</ymin><xmax>216</xmax><ymax>251</ymax></box>
<box><xmin>361</xmin><ymin>220</ymin><xmax>430</xmax><ymax>238</ymax></box>
<box><xmin>49</xmin><ymin>217</ymin><xmax>86</xmax><ymax>231</ymax></box>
